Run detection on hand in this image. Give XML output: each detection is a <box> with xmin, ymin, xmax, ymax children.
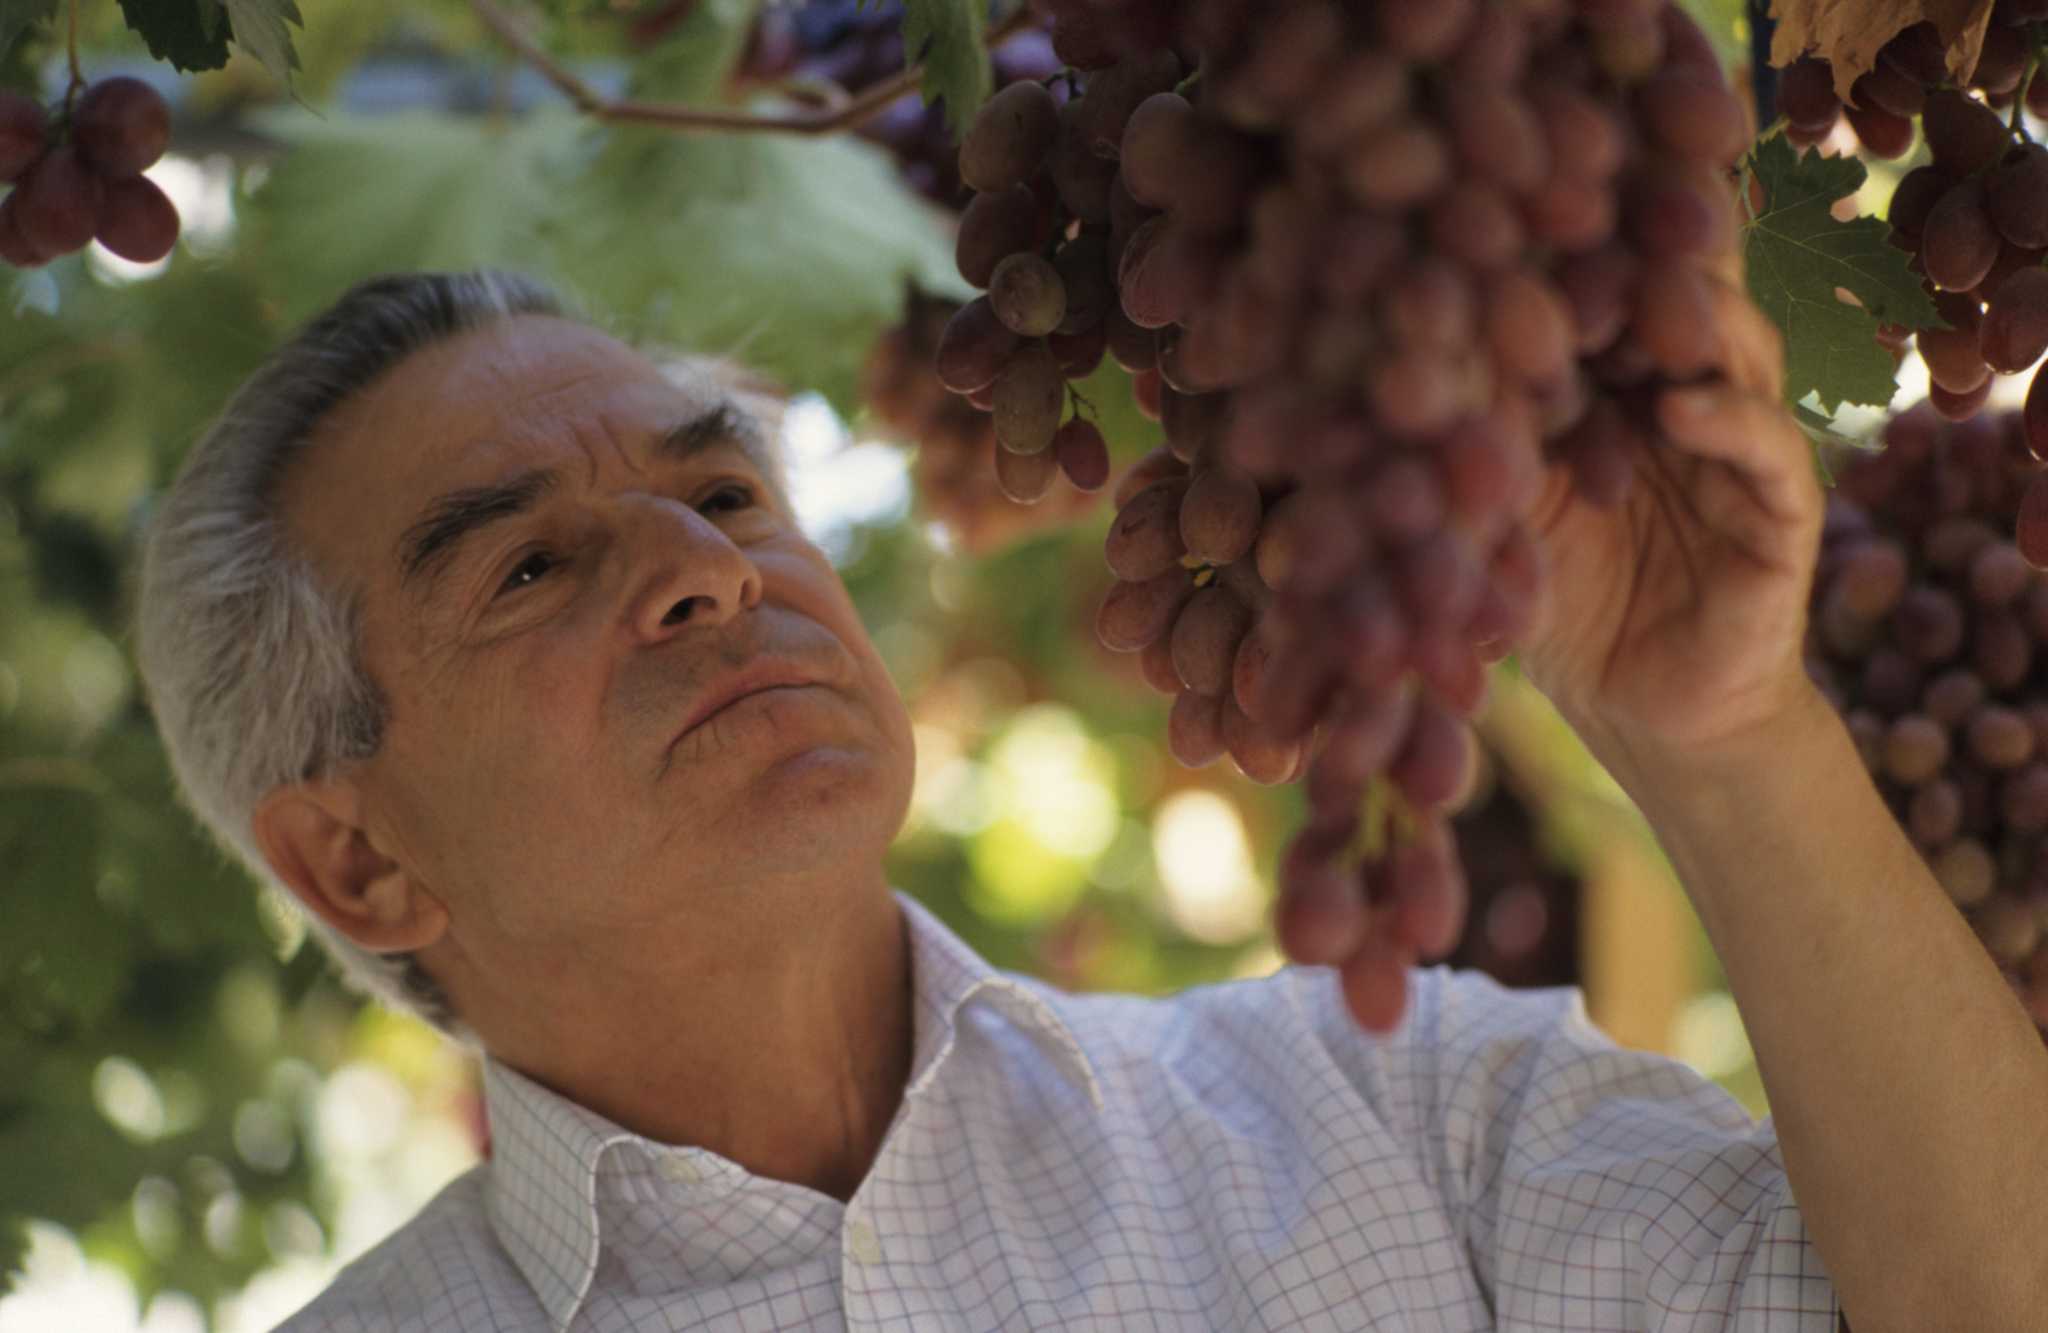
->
<box><xmin>1517</xmin><ymin>264</ymin><xmax>1825</xmax><ymax>776</ymax></box>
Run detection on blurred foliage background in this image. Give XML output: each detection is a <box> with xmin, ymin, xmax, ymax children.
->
<box><xmin>0</xmin><ymin>0</ymin><xmax>1853</xmax><ymax>1328</ymax></box>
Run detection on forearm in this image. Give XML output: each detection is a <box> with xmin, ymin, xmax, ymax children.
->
<box><xmin>1578</xmin><ymin>686</ymin><xmax>2048</xmax><ymax>1332</ymax></box>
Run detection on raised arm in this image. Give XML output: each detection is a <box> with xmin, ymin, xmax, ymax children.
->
<box><xmin>1512</xmin><ymin>267</ymin><xmax>2048</xmax><ymax>1330</ymax></box>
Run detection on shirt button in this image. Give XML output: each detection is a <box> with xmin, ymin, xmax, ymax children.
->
<box><xmin>846</xmin><ymin>1218</ymin><xmax>881</xmax><ymax>1264</ymax></box>
<box><xmin>657</xmin><ymin>1153</ymin><xmax>701</xmax><ymax>1184</ymax></box>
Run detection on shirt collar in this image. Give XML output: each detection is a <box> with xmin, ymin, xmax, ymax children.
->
<box><xmin>481</xmin><ymin>888</ymin><xmax>1104</xmax><ymax>1333</ymax></box>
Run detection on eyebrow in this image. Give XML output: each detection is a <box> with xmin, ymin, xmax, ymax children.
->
<box><xmin>393</xmin><ymin>399</ymin><xmax>770</xmax><ymax>606</ymax></box>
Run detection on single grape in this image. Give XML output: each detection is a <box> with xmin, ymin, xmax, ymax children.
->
<box><xmin>1389</xmin><ymin>694</ymin><xmax>1473</xmax><ymax>809</ymax></box>
<box><xmin>72</xmin><ymin>77</ymin><xmax>171</xmax><ymax>179</ymax></box>
<box><xmin>1139</xmin><ymin>633</ymin><xmax>1182</xmax><ymax>695</ymax></box>
<box><xmin>1969</xmin><ymin>540</ymin><xmax>2033</xmax><ymax>606</ymax></box>
<box><xmin>1484</xmin><ymin>267</ymin><xmax>1574</xmax><ymax>388</ymax></box>
<box><xmin>1882</xmin><ymin>713</ymin><xmax>1951</xmax><ymax>786</ymax></box>
<box><xmin>1053</xmin><ymin>417</ymin><xmax>1110</xmax><ymax>491</ymax></box>
<box><xmin>1179</xmin><ymin>463</ymin><xmax>1262</xmax><ymax>566</ymax></box>
<box><xmin>1638</xmin><ymin>68</ymin><xmax>1746</xmax><ymax>164</ymax></box>
<box><xmin>1096</xmin><ymin>567</ymin><xmax>1195</xmax><ymax>651</ymax></box>
<box><xmin>988</xmin><ymin>251</ymin><xmax>1068</xmax><ymax>337</ymax></box>
<box><xmin>1888</xmin><ymin>166</ymin><xmax>1955</xmax><ymax>245</ymax></box>
<box><xmin>1219</xmin><ymin>691</ymin><xmax>1302</xmax><ymax>785</ymax></box>
<box><xmin>1117</xmin><ymin>215</ymin><xmax>1222</xmax><ymax>330</ymax></box>
<box><xmin>1980</xmin><ymin>267</ymin><xmax>2048</xmax><ymax>373</ymax></box>
<box><xmin>992</xmin><ymin>437</ymin><xmax>1059</xmax><ymax>502</ymax></box>
<box><xmin>1844</xmin><ymin>103</ymin><xmax>1914</xmax><ymax>159</ymax></box>
<box><xmin>1878</xmin><ymin>21</ymin><xmax>1946</xmax><ymax>85</ymax></box>
<box><xmin>1833</xmin><ymin>539</ymin><xmax>1910</xmax><ymax>616</ymax></box>
<box><xmin>1987</xmin><ymin>146</ymin><xmax>2048</xmax><ymax>249</ymax></box>
<box><xmin>1118</xmin><ymin>92</ymin><xmax>1199</xmax><ymax>210</ymax></box>
<box><xmin>1171</xmin><ymin>583</ymin><xmax>1254</xmax><ymax>696</ymax></box>
<box><xmin>1969</xmin><ymin>705</ymin><xmax>2036</xmax><ymax>768</ymax></box>
<box><xmin>1849</xmin><ymin>62</ymin><xmax>1926</xmax><ymax>119</ymax></box>
<box><xmin>935</xmin><ymin>296</ymin><xmax>1020</xmax><ymax>393</ymax></box>
<box><xmin>956</xmin><ymin>184</ymin><xmax>1044</xmax><ymax>288</ymax></box>
<box><xmin>990</xmin><ymin>341</ymin><xmax>1065</xmax><ymax>454</ymax></box>
<box><xmin>1104</xmin><ymin>477</ymin><xmax>1189</xmax><ymax>581</ymax></box>
<box><xmin>1776</xmin><ymin>56</ymin><xmax>1842</xmax><ymax>132</ymax></box>
<box><xmin>1933</xmin><ymin>838</ymin><xmax>1997</xmax><ymax>906</ymax></box>
<box><xmin>1630</xmin><ymin>262</ymin><xmax>1718</xmax><ymax>377</ymax></box>
<box><xmin>1893</xmin><ymin>584</ymin><xmax>1967</xmax><ymax>663</ymax></box>
<box><xmin>1341</xmin><ymin>117</ymin><xmax>1452</xmax><ymax>210</ymax></box>
<box><xmin>1908</xmin><ymin>778</ymin><xmax>1964</xmax><ymax>847</ymax></box>
<box><xmin>12</xmin><ymin>146</ymin><xmax>101</xmax><ymax>256</ymax></box>
<box><xmin>1050</xmin><ymin>98</ymin><xmax>1115</xmax><ymax>224</ymax></box>
<box><xmin>1447</xmin><ymin>86</ymin><xmax>1547</xmax><ymax>193</ymax></box>
<box><xmin>958</xmin><ymin>80</ymin><xmax>1060</xmax><ymax>193</ymax></box>
<box><xmin>1167</xmin><ymin>686</ymin><xmax>1227</xmax><ymax>767</ymax></box>
<box><xmin>1052</xmin><ymin>235</ymin><xmax>1113</xmax><ymax>336</ymax></box>
<box><xmin>1924</xmin><ymin>89</ymin><xmax>2013</xmax><ymax>177</ymax></box>
<box><xmin>93</xmin><ymin>174</ymin><xmax>178</xmax><ymax>264</ymax></box>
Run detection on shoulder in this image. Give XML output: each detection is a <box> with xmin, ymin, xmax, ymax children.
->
<box><xmin>270</xmin><ymin>1166</ymin><xmax>544</xmax><ymax>1333</ymax></box>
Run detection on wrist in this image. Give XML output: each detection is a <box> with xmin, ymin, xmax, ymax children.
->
<box><xmin>1567</xmin><ymin>675</ymin><xmax>1843</xmax><ymax>807</ymax></box>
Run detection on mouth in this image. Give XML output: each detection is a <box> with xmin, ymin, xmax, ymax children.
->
<box><xmin>671</xmin><ymin>666</ymin><xmax>826</xmax><ymax>747</ymax></box>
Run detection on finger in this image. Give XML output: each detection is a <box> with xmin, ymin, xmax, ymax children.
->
<box><xmin>1656</xmin><ymin>382</ymin><xmax>1814</xmax><ymax>524</ymax></box>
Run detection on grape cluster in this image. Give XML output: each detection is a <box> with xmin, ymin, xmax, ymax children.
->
<box><xmin>725</xmin><ymin>1</ymin><xmax>1064</xmax><ymax>209</ymax></box>
<box><xmin>0</xmin><ymin>76</ymin><xmax>177</xmax><ymax>269</ymax></box>
<box><xmin>933</xmin><ymin>0</ymin><xmax>1750</xmax><ymax>1010</ymax></box>
<box><xmin>1811</xmin><ymin>399</ymin><xmax>2048</xmax><ymax>1035</ymax></box>
<box><xmin>863</xmin><ymin>283</ymin><xmax>1105</xmax><ymax>553</ymax></box>
<box><xmin>1777</xmin><ymin>17</ymin><xmax>2048</xmax><ymax>437</ymax></box>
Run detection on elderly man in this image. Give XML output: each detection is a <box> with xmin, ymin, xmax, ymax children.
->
<box><xmin>133</xmin><ymin>269</ymin><xmax>2046</xmax><ymax>1333</ymax></box>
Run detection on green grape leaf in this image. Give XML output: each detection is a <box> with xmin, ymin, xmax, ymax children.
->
<box><xmin>114</xmin><ymin>0</ymin><xmax>232</xmax><ymax>73</ymax></box>
<box><xmin>901</xmin><ymin>0</ymin><xmax>989</xmax><ymax>139</ymax></box>
<box><xmin>1740</xmin><ymin>133</ymin><xmax>1940</xmax><ymax>416</ymax></box>
<box><xmin>559</xmin><ymin>129</ymin><xmax>969</xmax><ymax>417</ymax></box>
<box><xmin>242</xmin><ymin>106</ymin><xmax>592</xmax><ymax>326</ymax></box>
<box><xmin>0</xmin><ymin>0</ymin><xmax>56</xmax><ymax>68</ymax></box>
<box><xmin>219</xmin><ymin>0</ymin><xmax>302</xmax><ymax>90</ymax></box>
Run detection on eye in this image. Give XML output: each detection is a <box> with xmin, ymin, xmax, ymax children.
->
<box><xmin>496</xmin><ymin>549</ymin><xmax>558</xmax><ymax>596</ymax></box>
<box><xmin>700</xmin><ymin>483</ymin><xmax>756</xmax><ymax>514</ymax></box>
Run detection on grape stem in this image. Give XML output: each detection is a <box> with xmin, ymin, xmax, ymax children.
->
<box><xmin>61</xmin><ymin>0</ymin><xmax>81</xmax><ymax>117</ymax></box>
<box><xmin>469</xmin><ymin>0</ymin><xmax>1034</xmax><ymax>136</ymax></box>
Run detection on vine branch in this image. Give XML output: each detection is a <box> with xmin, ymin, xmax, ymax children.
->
<box><xmin>468</xmin><ymin>0</ymin><xmax>1033</xmax><ymax>137</ymax></box>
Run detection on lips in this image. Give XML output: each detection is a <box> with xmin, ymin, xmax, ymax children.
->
<box><xmin>672</xmin><ymin>663</ymin><xmax>824</xmax><ymax>744</ymax></box>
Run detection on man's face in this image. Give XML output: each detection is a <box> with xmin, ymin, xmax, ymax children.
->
<box><xmin>277</xmin><ymin>316</ymin><xmax>915</xmax><ymax>963</ymax></box>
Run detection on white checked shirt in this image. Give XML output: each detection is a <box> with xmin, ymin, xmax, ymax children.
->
<box><xmin>277</xmin><ymin>889</ymin><xmax>1843</xmax><ymax>1331</ymax></box>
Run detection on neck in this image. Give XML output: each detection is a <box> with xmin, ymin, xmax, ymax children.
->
<box><xmin>459</xmin><ymin>870</ymin><xmax>914</xmax><ymax>1204</ymax></box>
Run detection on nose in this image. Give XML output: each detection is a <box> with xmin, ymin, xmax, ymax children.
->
<box><xmin>617</xmin><ymin>492</ymin><xmax>763</xmax><ymax>640</ymax></box>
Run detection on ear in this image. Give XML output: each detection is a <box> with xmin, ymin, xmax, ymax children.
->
<box><xmin>251</xmin><ymin>779</ymin><xmax>449</xmax><ymax>954</ymax></box>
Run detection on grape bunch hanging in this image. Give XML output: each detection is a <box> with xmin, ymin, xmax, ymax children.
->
<box><xmin>1776</xmin><ymin>16</ymin><xmax>2048</xmax><ymax>443</ymax></box>
<box><xmin>0</xmin><ymin>76</ymin><xmax>179</xmax><ymax>269</ymax></box>
<box><xmin>931</xmin><ymin>0</ymin><xmax>1751</xmax><ymax>1010</ymax></box>
<box><xmin>863</xmin><ymin>283</ymin><xmax>1107</xmax><ymax>553</ymax></box>
<box><xmin>1810</xmin><ymin>400</ymin><xmax>2048</xmax><ymax>1037</ymax></box>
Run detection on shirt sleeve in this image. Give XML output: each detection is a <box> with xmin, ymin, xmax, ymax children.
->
<box><xmin>1300</xmin><ymin>962</ymin><xmax>1844</xmax><ymax>1332</ymax></box>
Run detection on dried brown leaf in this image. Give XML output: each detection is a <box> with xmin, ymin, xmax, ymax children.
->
<box><xmin>1768</xmin><ymin>0</ymin><xmax>1995</xmax><ymax>104</ymax></box>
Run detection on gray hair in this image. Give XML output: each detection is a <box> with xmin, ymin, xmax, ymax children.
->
<box><xmin>133</xmin><ymin>269</ymin><xmax>788</xmax><ymax>1040</ymax></box>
